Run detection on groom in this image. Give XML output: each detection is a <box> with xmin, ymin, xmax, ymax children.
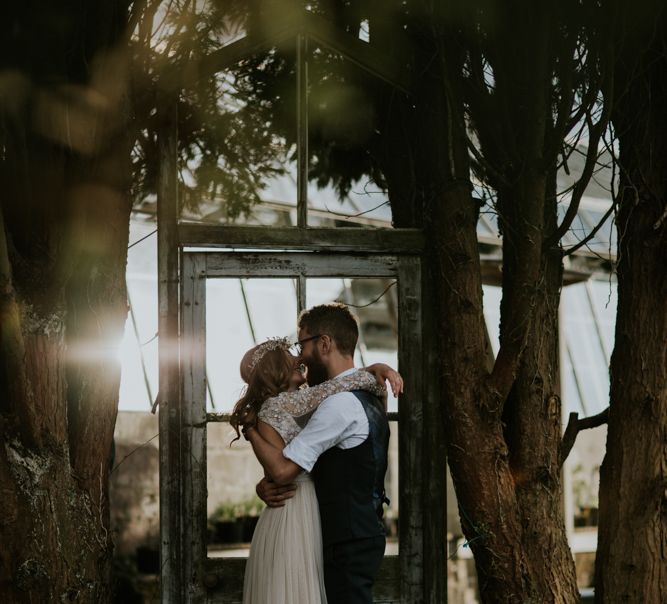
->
<box><xmin>244</xmin><ymin>303</ymin><xmax>390</xmax><ymax>604</ymax></box>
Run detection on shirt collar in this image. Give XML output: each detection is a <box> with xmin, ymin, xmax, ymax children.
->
<box><xmin>333</xmin><ymin>367</ymin><xmax>357</xmax><ymax>380</ymax></box>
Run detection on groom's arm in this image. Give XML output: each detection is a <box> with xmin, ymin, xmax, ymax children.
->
<box><xmin>248</xmin><ymin>393</ymin><xmax>367</xmax><ymax>484</ymax></box>
<box><xmin>244</xmin><ymin>426</ymin><xmax>304</xmax><ymax>485</ymax></box>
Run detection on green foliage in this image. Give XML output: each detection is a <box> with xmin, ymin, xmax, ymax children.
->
<box><xmin>208</xmin><ymin>496</ymin><xmax>264</xmax><ymax>523</ymax></box>
<box><xmin>130</xmin><ymin>2</ymin><xmax>295</xmax><ymax>219</ymax></box>
<box><xmin>129</xmin><ymin>0</ymin><xmax>396</xmax><ymax>219</ymax></box>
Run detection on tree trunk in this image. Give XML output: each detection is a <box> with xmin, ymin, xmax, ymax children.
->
<box><xmin>596</xmin><ymin>10</ymin><xmax>667</xmax><ymax>601</ymax></box>
<box><xmin>500</xmin><ymin>174</ymin><xmax>578</xmax><ymax>601</ymax></box>
<box><xmin>390</xmin><ymin>9</ymin><xmax>579</xmax><ymax>600</ymax></box>
<box><xmin>0</xmin><ymin>5</ymin><xmax>132</xmax><ymax>601</ymax></box>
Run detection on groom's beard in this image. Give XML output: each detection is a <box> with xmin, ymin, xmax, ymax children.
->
<box><xmin>305</xmin><ymin>354</ymin><xmax>328</xmax><ymax>387</ymax></box>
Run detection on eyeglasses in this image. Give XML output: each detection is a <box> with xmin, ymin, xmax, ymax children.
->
<box><xmin>293</xmin><ymin>334</ymin><xmax>321</xmax><ymax>354</ymax></box>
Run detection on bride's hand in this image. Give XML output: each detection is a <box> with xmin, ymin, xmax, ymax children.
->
<box><xmin>238</xmin><ymin>403</ymin><xmax>257</xmax><ymax>430</ymax></box>
<box><xmin>364</xmin><ymin>363</ymin><xmax>404</xmax><ymax>397</ymax></box>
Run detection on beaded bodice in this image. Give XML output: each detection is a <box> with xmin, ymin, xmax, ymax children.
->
<box><xmin>257</xmin><ymin>370</ymin><xmax>385</xmax><ymax>444</ymax></box>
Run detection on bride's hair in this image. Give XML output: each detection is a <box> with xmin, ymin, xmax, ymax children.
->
<box><xmin>230</xmin><ymin>348</ymin><xmax>293</xmax><ymax>443</ymax></box>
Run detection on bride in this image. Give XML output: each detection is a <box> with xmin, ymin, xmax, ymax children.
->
<box><xmin>230</xmin><ymin>337</ymin><xmax>401</xmax><ymax>604</ymax></box>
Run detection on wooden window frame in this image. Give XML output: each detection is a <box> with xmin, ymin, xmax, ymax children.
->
<box><xmin>156</xmin><ymin>14</ymin><xmax>445</xmax><ymax>600</ymax></box>
<box><xmin>170</xmin><ymin>251</ymin><xmax>433</xmax><ymax>603</ymax></box>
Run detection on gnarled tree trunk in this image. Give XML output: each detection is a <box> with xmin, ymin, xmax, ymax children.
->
<box><xmin>0</xmin><ymin>4</ymin><xmax>132</xmax><ymax>602</ymax></box>
<box><xmin>596</xmin><ymin>8</ymin><xmax>667</xmax><ymax>601</ymax></box>
<box><xmin>382</xmin><ymin>5</ymin><xmax>579</xmax><ymax>600</ymax></box>
<box><xmin>499</xmin><ymin>174</ymin><xmax>576</xmax><ymax>602</ymax></box>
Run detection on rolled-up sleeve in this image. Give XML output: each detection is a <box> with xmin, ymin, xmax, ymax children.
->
<box><xmin>282</xmin><ymin>393</ymin><xmax>365</xmax><ymax>472</ymax></box>
<box><xmin>282</xmin><ymin>437</ymin><xmax>319</xmax><ymax>473</ymax></box>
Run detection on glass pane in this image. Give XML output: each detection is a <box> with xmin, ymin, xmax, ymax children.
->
<box><xmin>205</xmin><ymin>278</ymin><xmax>298</xmax><ymax>412</ymax></box>
<box><xmin>206</xmin><ymin>421</ymin><xmax>263</xmax><ymax>558</ymax></box>
<box><xmin>306</xmin><ymin>278</ymin><xmax>399</xmax><ymax>411</ymax></box>
<box><xmin>579</xmin><ymin>207</ymin><xmax>616</xmax><ymax>254</ymax></box>
<box><xmin>557</xmin><ymin>202</ymin><xmax>586</xmax><ymax>248</ymax></box>
<box><xmin>561</xmin><ymin>283</ymin><xmax>611</xmax><ymax>415</ymax></box>
<box><xmin>562</xmin><ymin>341</ymin><xmax>585</xmax><ymax>416</ymax></box>
<box><xmin>304</xmin><ymin>278</ymin><xmax>400</xmax><ymax>551</ymax></box>
<box><xmin>477</xmin><ymin>210</ymin><xmax>498</xmax><ymax>239</ymax></box>
<box><xmin>307</xmin><ymin>179</ymin><xmax>392</xmax><ymax>227</ymax></box>
<box><xmin>482</xmin><ymin>285</ymin><xmax>502</xmax><ymax>357</ymax></box>
<box><xmin>586</xmin><ymin>279</ymin><xmax>617</xmax><ymax>357</ymax></box>
<box><xmin>120</xmin><ymin>217</ymin><xmax>158</xmax><ymax>411</ymax></box>
<box><xmin>206</xmin><ymin>277</ymin><xmax>297</xmax><ymax>558</ymax></box>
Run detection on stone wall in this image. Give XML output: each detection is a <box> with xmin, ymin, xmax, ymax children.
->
<box><xmin>111</xmin><ymin>412</ymin><xmax>160</xmax><ymax>556</ymax></box>
<box><xmin>110</xmin><ymin>412</ymin><xmax>265</xmax><ymax>555</ymax></box>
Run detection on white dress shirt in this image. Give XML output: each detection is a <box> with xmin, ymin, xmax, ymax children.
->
<box><xmin>282</xmin><ymin>368</ymin><xmax>370</xmax><ymax>473</ymax></box>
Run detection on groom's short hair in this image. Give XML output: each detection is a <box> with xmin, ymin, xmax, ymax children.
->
<box><xmin>298</xmin><ymin>303</ymin><xmax>358</xmax><ymax>357</ymax></box>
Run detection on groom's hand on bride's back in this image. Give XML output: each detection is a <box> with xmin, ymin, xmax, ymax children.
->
<box><xmin>256</xmin><ymin>476</ymin><xmax>297</xmax><ymax>508</ymax></box>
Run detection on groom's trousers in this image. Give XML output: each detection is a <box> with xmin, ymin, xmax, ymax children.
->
<box><xmin>323</xmin><ymin>535</ymin><xmax>385</xmax><ymax>604</ymax></box>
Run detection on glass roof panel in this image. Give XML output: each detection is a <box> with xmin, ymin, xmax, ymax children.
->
<box><xmin>561</xmin><ymin>283</ymin><xmax>613</xmax><ymax>415</ymax></box>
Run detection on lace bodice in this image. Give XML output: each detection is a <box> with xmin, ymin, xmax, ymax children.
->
<box><xmin>257</xmin><ymin>370</ymin><xmax>385</xmax><ymax>444</ymax></box>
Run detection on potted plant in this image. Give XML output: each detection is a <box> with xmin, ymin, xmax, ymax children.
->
<box><xmin>209</xmin><ymin>502</ymin><xmax>244</xmax><ymax>544</ymax></box>
<box><xmin>241</xmin><ymin>496</ymin><xmax>265</xmax><ymax>542</ymax></box>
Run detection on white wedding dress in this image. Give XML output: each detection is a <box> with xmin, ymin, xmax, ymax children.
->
<box><xmin>242</xmin><ymin>371</ymin><xmax>384</xmax><ymax>604</ymax></box>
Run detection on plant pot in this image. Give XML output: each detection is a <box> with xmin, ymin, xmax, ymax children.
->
<box><xmin>216</xmin><ymin>520</ymin><xmax>244</xmax><ymax>544</ymax></box>
<box><xmin>242</xmin><ymin>516</ymin><xmax>259</xmax><ymax>542</ymax></box>
<box><xmin>136</xmin><ymin>546</ymin><xmax>160</xmax><ymax>574</ymax></box>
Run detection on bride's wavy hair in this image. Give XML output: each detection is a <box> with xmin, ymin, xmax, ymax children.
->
<box><xmin>230</xmin><ymin>348</ymin><xmax>293</xmax><ymax>443</ymax></box>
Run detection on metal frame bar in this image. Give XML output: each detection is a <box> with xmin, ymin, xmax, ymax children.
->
<box><xmin>296</xmin><ymin>274</ymin><xmax>307</xmax><ymax>316</ymax></box>
<box><xmin>419</xmin><ymin>259</ymin><xmax>446</xmax><ymax>602</ymax></box>
<box><xmin>203</xmin><ymin>252</ymin><xmax>398</xmax><ymax>278</ymax></box>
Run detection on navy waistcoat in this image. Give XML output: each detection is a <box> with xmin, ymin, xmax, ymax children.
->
<box><xmin>311</xmin><ymin>390</ymin><xmax>390</xmax><ymax>547</ymax></box>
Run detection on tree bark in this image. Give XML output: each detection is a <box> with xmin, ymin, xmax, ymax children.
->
<box><xmin>596</xmin><ymin>9</ymin><xmax>667</xmax><ymax>601</ymax></box>
<box><xmin>500</xmin><ymin>174</ymin><xmax>577</xmax><ymax>602</ymax></box>
<box><xmin>383</xmin><ymin>6</ymin><xmax>580</xmax><ymax>600</ymax></box>
<box><xmin>0</xmin><ymin>4</ymin><xmax>132</xmax><ymax>602</ymax></box>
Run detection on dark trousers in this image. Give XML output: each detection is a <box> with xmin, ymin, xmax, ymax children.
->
<box><xmin>323</xmin><ymin>535</ymin><xmax>385</xmax><ymax>604</ymax></box>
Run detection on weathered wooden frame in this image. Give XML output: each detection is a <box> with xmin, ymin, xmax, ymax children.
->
<box><xmin>175</xmin><ymin>251</ymin><xmax>436</xmax><ymax>603</ymax></box>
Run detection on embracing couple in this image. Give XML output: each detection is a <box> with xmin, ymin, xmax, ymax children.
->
<box><xmin>231</xmin><ymin>303</ymin><xmax>402</xmax><ymax>604</ymax></box>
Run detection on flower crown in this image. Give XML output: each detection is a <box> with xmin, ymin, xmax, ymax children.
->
<box><xmin>247</xmin><ymin>337</ymin><xmax>292</xmax><ymax>374</ymax></box>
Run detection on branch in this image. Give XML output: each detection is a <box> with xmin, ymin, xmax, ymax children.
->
<box><xmin>466</xmin><ymin>136</ymin><xmax>509</xmax><ymax>189</ymax></box>
<box><xmin>560</xmin><ymin>407</ymin><xmax>609</xmax><ymax>466</ymax></box>
<box><xmin>545</xmin><ymin>27</ymin><xmax>616</xmax><ymax>250</ymax></box>
<box><xmin>463</xmin><ymin>46</ymin><xmax>511</xmax><ymax>181</ymax></box>
<box><xmin>545</xmin><ymin>120</ymin><xmax>590</xmax><ymax>245</ymax></box>
<box><xmin>562</xmin><ymin>198</ymin><xmax>616</xmax><ymax>256</ymax></box>
<box><xmin>487</xmin><ymin>206</ymin><xmax>543</xmax><ymax>408</ymax></box>
<box><xmin>545</xmin><ymin>30</ymin><xmax>578</xmax><ymax>161</ymax></box>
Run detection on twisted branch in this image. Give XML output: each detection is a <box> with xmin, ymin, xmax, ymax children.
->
<box><xmin>560</xmin><ymin>407</ymin><xmax>610</xmax><ymax>466</ymax></box>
